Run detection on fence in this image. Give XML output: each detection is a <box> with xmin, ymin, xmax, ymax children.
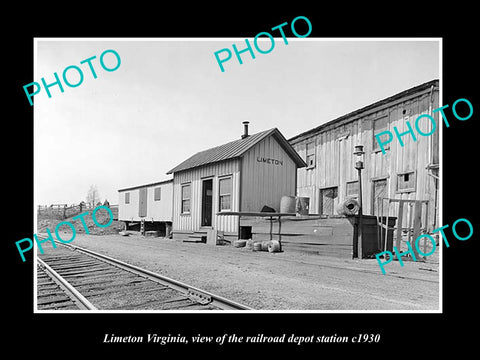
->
<box><xmin>37</xmin><ymin>203</ymin><xmax>117</xmax><ymax>220</ymax></box>
<box><xmin>376</xmin><ymin>198</ymin><xmax>432</xmax><ymax>258</ymax></box>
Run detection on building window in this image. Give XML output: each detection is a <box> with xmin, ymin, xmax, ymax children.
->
<box><xmin>125</xmin><ymin>192</ymin><xmax>130</xmax><ymax>204</ymax></box>
<box><xmin>181</xmin><ymin>184</ymin><xmax>191</xmax><ymax>214</ymax></box>
<box><xmin>373</xmin><ymin>117</ymin><xmax>389</xmax><ymax>151</ymax></box>
<box><xmin>346</xmin><ymin>181</ymin><xmax>359</xmax><ymax>198</ymax></box>
<box><xmin>154</xmin><ymin>187</ymin><xmax>161</xmax><ymax>201</ymax></box>
<box><xmin>397</xmin><ymin>171</ymin><xmax>416</xmax><ymax>192</ymax></box>
<box><xmin>306</xmin><ymin>142</ymin><xmax>315</xmax><ymax>168</ymax></box>
<box><xmin>219</xmin><ymin>177</ymin><xmax>232</xmax><ymax>211</ymax></box>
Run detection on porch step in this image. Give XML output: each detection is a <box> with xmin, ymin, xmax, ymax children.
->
<box><xmin>184</xmin><ymin>232</ymin><xmax>207</xmax><ymax>243</ymax></box>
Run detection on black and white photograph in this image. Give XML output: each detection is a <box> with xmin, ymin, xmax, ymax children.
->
<box><xmin>33</xmin><ymin>38</ymin><xmax>441</xmax><ymax>313</ymax></box>
<box><xmin>7</xmin><ymin>6</ymin><xmax>478</xmax><ymax>354</ymax></box>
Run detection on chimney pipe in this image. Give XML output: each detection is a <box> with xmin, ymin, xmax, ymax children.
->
<box><xmin>241</xmin><ymin>121</ymin><xmax>250</xmax><ymax>139</ymax></box>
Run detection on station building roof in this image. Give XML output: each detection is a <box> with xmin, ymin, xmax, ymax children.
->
<box><xmin>167</xmin><ymin>127</ymin><xmax>306</xmax><ymax>174</ymax></box>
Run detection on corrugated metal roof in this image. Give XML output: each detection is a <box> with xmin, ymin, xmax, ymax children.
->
<box><xmin>118</xmin><ymin>178</ymin><xmax>173</xmax><ymax>192</ymax></box>
<box><xmin>289</xmin><ymin>79</ymin><xmax>439</xmax><ymax>144</ymax></box>
<box><xmin>167</xmin><ymin>128</ymin><xmax>306</xmax><ymax>174</ymax></box>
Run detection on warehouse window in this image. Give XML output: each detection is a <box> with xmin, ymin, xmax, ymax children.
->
<box><xmin>306</xmin><ymin>142</ymin><xmax>316</xmax><ymax>168</ymax></box>
<box><xmin>219</xmin><ymin>177</ymin><xmax>232</xmax><ymax>211</ymax></box>
<box><xmin>397</xmin><ymin>171</ymin><xmax>416</xmax><ymax>193</ymax></box>
<box><xmin>181</xmin><ymin>184</ymin><xmax>191</xmax><ymax>214</ymax></box>
<box><xmin>346</xmin><ymin>181</ymin><xmax>359</xmax><ymax>198</ymax></box>
<box><xmin>373</xmin><ymin>116</ymin><xmax>389</xmax><ymax>152</ymax></box>
<box><xmin>125</xmin><ymin>192</ymin><xmax>130</xmax><ymax>204</ymax></box>
<box><xmin>154</xmin><ymin>187</ymin><xmax>161</xmax><ymax>201</ymax></box>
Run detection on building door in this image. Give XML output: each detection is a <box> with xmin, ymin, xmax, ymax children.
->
<box><xmin>201</xmin><ymin>179</ymin><xmax>213</xmax><ymax>226</ymax></box>
<box><xmin>139</xmin><ymin>187</ymin><xmax>147</xmax><ymax>217</ymax></box>
<box><xmin>320</xmin><ymin>187</ymin><xmax>338</xmax><ymax>215</ymax></box>
<box><xmin>372</xmin><ymin>179</ymin><xmax>388</xmax><ymax>215</ymax></box>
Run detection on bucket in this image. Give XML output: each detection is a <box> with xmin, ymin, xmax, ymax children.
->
<box><xmin>261</xmin><ymin>241</ymin><xmax>270</xmax><ymax>251</ymax></box>
<box><xmin>253</xmin><ymin>242</ymin><xmax>262</xmax><ymax>251</ymax></box>
<box><xmin>234</xmin><ymin>240</ymin><xmax>247</xmax><ymax>248</ymax></box>
<box><xmin>268</xmin><ymin>240</ymin><xmax>281</xmax><ymax>253</ymax></box>
<box><xmin>295</xmin><ymin>197</ymin><xmax>310</xmax><ymax>215</ymax></box>
<box><xmin>280</xmin><ymin>196</ymin><xmax>296</xmax><ymax>213</ymax></box>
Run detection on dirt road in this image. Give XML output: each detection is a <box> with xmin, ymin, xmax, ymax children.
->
<box><xmin>49</xmin><ymin>233</ymin><xmax>440</xmax><ymax>311</ymax></box>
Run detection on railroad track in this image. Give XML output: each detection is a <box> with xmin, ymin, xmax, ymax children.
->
<box><xmin>37</xmin><ymin>261</ymin><xmax>96</xmax><ymax>310</ymax></box>
<box><xmin>36</xmin><ymin>243</ymin><xmax>252</xmax><ymax>311</ymax></box>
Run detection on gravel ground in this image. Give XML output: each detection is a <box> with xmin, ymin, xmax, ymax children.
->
<box><xmin>54</xmin><ymin>232</ymin><xmax>440</xmax><ymax>311</ymax></box>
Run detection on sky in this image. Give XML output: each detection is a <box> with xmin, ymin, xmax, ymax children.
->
<box><xmin>34</xmin><ymin>38</ymin><xmax>440</xmax><ymax>206</ymax></box>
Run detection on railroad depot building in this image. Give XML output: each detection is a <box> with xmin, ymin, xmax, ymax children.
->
<box><xmin>289</xmin><ymin>79</ymin><xmax>440</xmax><ymax>232</ymax></box>
<box><xmin>116</xmin><ymin>80</ymin><xmax>439</xmax><ymax>257</ymax></box>
<box><xmin>166</xmin><ymin>123</ymin><xmax>306</xmax><ymax>242</ymax></box>
<box><xmin>118</xmin><ymin>179</ymin><xmax>173</xmax><ymax>235</ymax></box>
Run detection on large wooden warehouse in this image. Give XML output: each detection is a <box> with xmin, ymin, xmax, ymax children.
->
<box><xmin>289</xmin><ymin>79</ymin><xmax>440</xmax><ymax>233</ymax></box>
<box><xmin>166</xmin><ymin>123</ymin><xmax>306</xmax><ymax>242</ymax></box>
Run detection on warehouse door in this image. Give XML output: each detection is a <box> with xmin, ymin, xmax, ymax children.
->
<box><xmin>201</xmin><ymin>179</ymin><xmax>213</xmax><ymax>226</ymax></box>
<box><xmin>139</xmin><ymin>187</ymin><xmax>147</xmax><ymax>217</ymax></box>
<box><xmin>320</xmin><ymin>187</ymin><xmax>338</xmax><ymax>216</ymax></box>
<box><xmin>372</xmin><ymin>179</ymin><xmax>388</xmax><ymax>215</ymax></box>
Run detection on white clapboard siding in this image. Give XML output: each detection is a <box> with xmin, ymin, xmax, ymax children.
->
<box><xmin>241</xmin><ymin>134</ymin><xmax>298</xmax><ymax>212</ymax></box>
<box><xmin>118</xmin><ymin>180</ymin><xmax>173</xmax><ymax>222</ymax></box>
<box><xmin>172</xmin><ymin>159</ymin><xmax>241</xmax><ymax>234</ymax></box>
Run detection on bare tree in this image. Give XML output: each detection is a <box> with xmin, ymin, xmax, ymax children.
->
<box><xmin>86</xmin><ymin>185</ymin><xmax>100</xmax><ymax>208</ymax></box>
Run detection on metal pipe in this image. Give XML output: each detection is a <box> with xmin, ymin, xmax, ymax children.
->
<box><xmin>241</xmin><ymin>121</ymin><xmax>250</xmax><ymax>139</ymax></box>
<box><xmin>427</xmin><ymin>171</ymin><xmax>440</xmax><ymax>181</ymax></box>
<box><xmin>357</xmin><ymin>168</ymin><xmax>363</xmax><ymax>259</ymax></box>
<box><xmin>427</xmin><ymin>84</ymin><xmax>434</xmax><ymax>165</ymax></box>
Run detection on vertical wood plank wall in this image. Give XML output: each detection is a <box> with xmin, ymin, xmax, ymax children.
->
<box><xmin>241</xmin><ymin>135</ymin><xmax>298</xmax><ymax>212</ymax></box>
<box><xmin>293</xmin><ymin>87</ymin><xmax>439</xmax><ymax>231</ymax></box>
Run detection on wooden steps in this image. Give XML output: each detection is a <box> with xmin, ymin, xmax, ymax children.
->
<box><xmin>185</xmin><ymin>232</ymin><xmax>207</xmax><ymax>243</ymax></box>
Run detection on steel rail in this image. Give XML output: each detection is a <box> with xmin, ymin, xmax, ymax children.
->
<box><xmin>37</xmin><ymin>257</ymin><xmax>98</xmax><ymax>310</ymax></box>
<box><xmin>59</xmin><ymin>243</ymin><xmax>253</xmax><ymax>310</ymax></box>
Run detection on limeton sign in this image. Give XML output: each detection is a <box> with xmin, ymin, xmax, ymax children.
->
<box><xmin>257</xmin><ymin>157</ymin><xmax>283</xmax><ymax>166</ymax></box>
